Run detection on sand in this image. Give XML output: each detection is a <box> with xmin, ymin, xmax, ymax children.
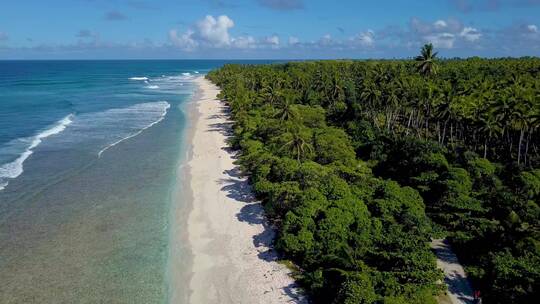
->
<box><xmin>431</xmin><ymin>239</ymin><xmax>475</xmax><ymax>304</ymax></box>
<box><xmin>178</xmin><ymin>76</ymin><xmax>305</xmax><ymax>304</ymax></box>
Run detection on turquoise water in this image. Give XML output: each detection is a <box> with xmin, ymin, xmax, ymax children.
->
<box><xmin>0</xmin><ymin>60</ymin><xmax>271</xmax><ymax>303</ymax></box>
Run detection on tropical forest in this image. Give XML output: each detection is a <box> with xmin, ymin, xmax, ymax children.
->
<box><xmin>206</xmin><ymin>45</ymin><xmax>539</xmax><ymax>304</ymax></box>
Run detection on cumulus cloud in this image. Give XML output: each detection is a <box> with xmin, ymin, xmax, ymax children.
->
<box><xmin>8</xmin><ymin>10</ymin><xmax>538</xmax><ymax>59</ymax></box>
<box><xmin>231</xmin><ymin>35</ymin><xmax>257</xmax><ymax>49</ymax></box>
<box><xmin>169</xmin><ymin>15</ymin><xmax>265</xmax><ymax>50</ymax></box>
<box><xmin>460</xmin><ymin>27</ymin><xmax>482</xmax><ymax>42</ymax></box>
<box><xmin>104</xmin><ymin>10</ymin><xmax>127</xmax><ymax>21</ymax></box>
<box><xmin>169</xmin><ymin>29</ymin><xmax>199</xmax><ymax>51</ymax></box>
<box><xmin>289</xmin><ymin>30</ymin><xmax>377</xmax><ymax>51</ymax></box>
<box><xmin>264</xmin><ymin>35</ymin><xmax>280</xmax><ymax>47</ymax></box>
<box><xmin>434</xmin><ymin>20</ymin><xmax>448</xmax><ymax>30</ymax></box>
<box><xmin>165</xmin><ymin>15</ymin><xmax>539</xmax><ymax>57</ymax></box>
<box><xmin>196</xmin><ymin>15</ymin><xmax>234</xmax><ymax>46</ymax></box>
<box><xmin>497</xmin><ymin>23</ymin><xmax>540</xmax><ymax>47</ymax></box>
<box><xmin>169</xmin><ymin>15</ymin><xmax>235</xmax><ymax>50</ymax></box>
<box><xmin>257</xmin><ymin>0</ymin><xmax>304</xmax><ymax>10</ymax></box>
<box><xmin>404</xmin><ymin>17</ymin><xmax>482</xmax><ymax>49</ymax></box>
<box><xmin>416</xmin><ymin>18</ymin><xmax>462</xmax><ymax>33</ymax></box>
<box><xmin>425</xmin><ymin>33</ymin><xmax>456</xmax><ymax>48</ymax></box>
<box><xmin>288</xmin><ymin>36</ymin><xmax>300</xmax><ymax>45</ymax></box>
<box><xmin>353</xmin><ymin>30</ymin><xmax>375</xmax><ymax>47</ymax></box>
<box><xmin>318</xmin><ymin>34</ymin><xmax>333</xmax><ymax>46</ymax></box>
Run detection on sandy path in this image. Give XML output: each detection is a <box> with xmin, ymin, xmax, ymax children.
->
<box><xmin>184</xmin><ymin>76</ymin><xmax>305</xmax><ymax>304</ymax></box>
<box><xmin>431</xmin><ymin>239</ymin><xmax>475</xmax><ymax>304</ymax></box>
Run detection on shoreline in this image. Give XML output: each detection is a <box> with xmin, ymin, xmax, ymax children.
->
<box><xmin>175</xmin><ymin>76</ymin><xmax>305</xmax><ymax>304</ymax></box>
<box><xmin>168</xmin><ymin>81</ymin><xmax>202</xmax><ymax>304</ymax></box>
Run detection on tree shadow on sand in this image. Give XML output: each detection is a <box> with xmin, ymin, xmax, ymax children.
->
<box><xmin>432</xmin><ymin>240</ymin><xmax>460</xmax><ymax>264</ymax></box>
<box><xmin>431</xmin><ymin>239</ymin><xmax>475</xmax><ymax>304</ymax></box>
<box><xmin>218</xmin><ymin>171</ymin><xmax>305</xmax><ymax>303</ymax></box>
<box><xmin>210</xmin><ymin>102</ymin><xmax>306</xmax><ymax>303</ymax></box>
<box><xmin>207</xmin><ymin>122</ymin><xmax>234</xmax><ymax>136</ymax></box>
<box><xmin>445</xmin><ymin>272</ymin><xmax>475</xmax><ymax>304</ymax></box>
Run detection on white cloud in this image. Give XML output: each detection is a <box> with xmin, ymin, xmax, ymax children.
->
<box><xmin>353</xmin><ymin>30</ymin><xmax>375</xmax><ymax>47</ymax></box>
<box><xmin>164</xmin><ymin>15</ymin><xmax>536</xmax><ymax>56</ymax></box>
<box><xmin>288</xmin><ymin>36</ymin><xmax>299</xmax><ymax>45</ymax></box>
<box><xmin>168</xmin><ymin>15</ymin><xmax>279</xmax><ymax>51</ymax></box>
<box><xmin>169</xmin><ymin>15</ymin><xmax>235</xmax><ymax>50</ymax></box>
<box><xmin>434</xmin><ymin>20</ymin><xmax>447</xmax><ymax>29</ymax></box>
<box><xmin>231</xmin><ymin>35</ymin><xmax>257</xmax><ymax>49</ymax></box>
<box><xmin>425</xmin><ymin>32</ymin><xmax>456</xmax><ymax>49</ymax></box>
<box><xmin>169</xmin><ymin>29</ymin><xmax>198</xmax><ymax>51</ymax></box>
<box><xmin>319</xmin><ymin>34</ymin><xmax>333</xmax><ymax>46</ymax></box>
<box><xmin>195</xmin><ymin>15</ymin><xmax>234</xmax><ymax>47</ymax></box>
<box><xmin>265</xmin><ymin>35</ymin><xmax>280</xmax><ymax>46</ymax></box>
<box><xmin>261</xmin><ymin>35</ymin><xmax>280</xmax><ymax>49</ymax></box>
<box><xmin>460</xmin><ymin>27</ymin><xmax>482</xmax><ymax>42</ymax></box>
<box><xmin>411</xmin><ymin>17</ymin><xmax>462</xmax><ymax>36</ymax></box>
<box><xmin>404</xmin><ymin>17</ymin><xmax>486</xmax><ymax>49</ymax></box>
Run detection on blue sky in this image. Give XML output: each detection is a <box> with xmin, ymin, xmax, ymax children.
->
<box><xmin>0</xmin><ymin>0</ymin><xmax>539</xmax><ymax>59</ymax></box>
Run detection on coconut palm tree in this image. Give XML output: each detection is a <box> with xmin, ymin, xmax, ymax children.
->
<box><xmin>281</xmin><ymin>128</ymin><xmax>313</xmax><ymax>162</ymax></box>
<box><xmin>258</xmin><ymin>82</ymin><xmax>279</xmax><ymax>106</ymax></box>
<box><xmin>415</xmin><ymin>43</ymin><xmax>438</xmax><ymax>77</ymax></box>
<box><xmin>478</xmin><ymin>115</ymin><xmax>502</xmax><ymax>158</ymax></box>
<box><xmin>275</xmin><ymin>90</ymin><xmax>298</xmax><ymax>122</ymax></box>
<box><xmin>329</xmin><ymin>72</ymin><xmax>345</xmax><ymax>106</ymax></box>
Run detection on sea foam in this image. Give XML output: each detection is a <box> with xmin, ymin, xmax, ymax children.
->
<box><xmin>97</xmin><ymin>101</ymin><xmax>170</xmax><ymax>157</ymax></box>
<box><xmin>0</xmin><ymin>114</ymin><xmax>73</xmax><ymax>191</ymax></box>
<box><xmin>129</xmin><ymin>77</ymin><xmax>149</xmax><ymax>81</ymax></box>
<box><xmin>0</xmin><ymin>101</ymin><xmax>173</xmax><ymax>189</ymax></box>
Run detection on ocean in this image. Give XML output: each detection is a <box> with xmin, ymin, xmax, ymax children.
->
<box><xmin>0</xmin><ymin>60</ymin><xmax>271</xmax><ymax>303</ymax></box>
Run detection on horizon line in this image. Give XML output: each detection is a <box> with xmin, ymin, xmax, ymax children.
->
<box><xmin>1</xmin><ymin>56</ymin><xmax>539</xmax><ymax>61</ymax></box>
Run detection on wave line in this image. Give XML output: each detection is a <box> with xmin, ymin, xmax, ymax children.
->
<box><xmin>97</xmin><ymin>102</ymin><xmax>170</xmax><ymax>158</ymax></box>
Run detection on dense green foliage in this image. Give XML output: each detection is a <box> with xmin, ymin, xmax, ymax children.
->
<box><xmin>207</xmin><ymin>55</ymin><xmax>539</xmax><ymax>303</ymax></box>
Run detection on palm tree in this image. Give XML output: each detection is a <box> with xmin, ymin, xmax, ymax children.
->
<box><xmin>329</xmin><ymin>72</ymin><xmax>345</xmax><ymax>106</ymax></box>
<box><xmin>275</xmin><ymin>90</ymin><xmax>298</xmax><ymax>122</ymax></box>
<box><xmin>281</xmin><ymin>129</ymin><xmax>313</xmax><ymax>162</ymax></box>
<box><xmin>415</xmin><ymin>43</ymin><xmax>438</xmax><ymax>77</ymax></box>
<box><xmin>436</xmin><ymin>82</ymin><xmax>456</xmax><ymax>144</ymax></box>
<box><xmin>478</xmin><ymin>115</ymin><xmax>502</xmax><ymax>158</ymax></box>
<box><xmin>258</xmin><ymin>82</ymin><xmax>279</xmax><ymax>106</ymax></box>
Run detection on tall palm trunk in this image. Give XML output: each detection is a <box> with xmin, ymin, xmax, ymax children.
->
<box><xmin>518</xmin><ymin>128</ymin><xmax>525</xmax><ymax>165</ymax></box>
<box><xmin>525</xmin><ymin>131</ymin><xmax>531</xmax><ymax>166</ymax></box>
<box><xmin>442</xmin><ymin>119</ymin><xmax>449</xmax><ymax>144</ymax></box>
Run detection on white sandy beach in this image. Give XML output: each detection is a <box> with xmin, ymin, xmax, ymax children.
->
<box><xmin>179</xmin><ymin>76</ymin><xmax>305</xmax><ymax>304</ymax></box>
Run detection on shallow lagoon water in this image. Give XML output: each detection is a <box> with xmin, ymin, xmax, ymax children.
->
<box><xmin>0</xmin><ymin>60</ymin><xmax>201</xmax><ymax>303</ymax></box>
<box><xmin>0</xmin><ymin>60</ymin><xmax>274</xmax><ymax>303</ymax></box>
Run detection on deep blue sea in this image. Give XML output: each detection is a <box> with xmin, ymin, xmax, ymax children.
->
<box><xmin>0</xmin><ymin>60</ymin><xmax>272</xmax><ymax>303</ymax></box>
